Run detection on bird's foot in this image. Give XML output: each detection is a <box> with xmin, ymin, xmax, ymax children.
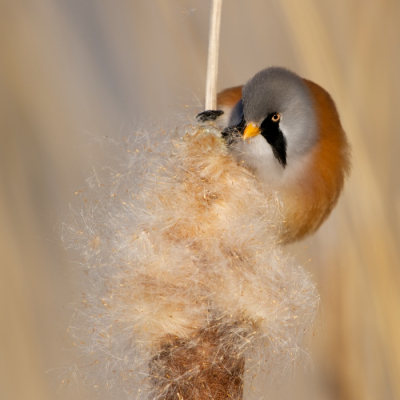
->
<box><xmin>221</xmin><ymin>117</ymin><xmax>245</xmax><ymax>145</ymax></box>
<box><xmin>196</xmin><ymin>110</ymin><xmax>224</xmax><ymax>122</ymax></box>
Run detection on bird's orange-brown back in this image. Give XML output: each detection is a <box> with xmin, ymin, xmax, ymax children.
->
<box><xmin>280</xmin><ymin>79</ymin><xmax>351</xmax><ymax>242</ymax></box>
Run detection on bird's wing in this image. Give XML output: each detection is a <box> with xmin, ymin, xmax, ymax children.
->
<box><xmin>217</xmin><ymin>85</ymin><xmax>243</xmax><ymax>108</ymax></box>
<box><xmin>217</xmin><ymin>85</ymin><xmax>243</xmax><ymax>128</ymax></box>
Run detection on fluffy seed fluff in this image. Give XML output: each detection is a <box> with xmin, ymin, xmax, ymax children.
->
<box><xmin>65</xmin><ymin>124</ymin><xmax>319</xmax><ymax>399</ymax></box>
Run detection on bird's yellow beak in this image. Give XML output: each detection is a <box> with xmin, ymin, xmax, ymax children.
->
<box><xmin>243</xmin><ymin>123</ymin><xmax>261</xmax><ymax>140</ymax></box>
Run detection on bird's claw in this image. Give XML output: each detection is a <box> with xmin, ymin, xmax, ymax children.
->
<box><xmin>196</xmin><ymin>110</ymin><xmax>224</xmax><ymax>122</ymax></box>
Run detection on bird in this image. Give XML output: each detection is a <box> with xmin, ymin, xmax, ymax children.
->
<box><xmin>197</xmin><ymin>67</ymin><xmax>351</xmax><ymax>243</ymax></box>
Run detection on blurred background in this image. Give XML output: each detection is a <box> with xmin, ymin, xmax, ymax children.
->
<box><xmin>1</xmin><ymin>1</ymin><xmax>399</xmax><ymax>399</ymax></box>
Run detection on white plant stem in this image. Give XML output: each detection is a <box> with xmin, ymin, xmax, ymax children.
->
<box><xmin>205</xmin><ymin>0</ymin><xmax>223</xmax><ymax>110</ymax></box>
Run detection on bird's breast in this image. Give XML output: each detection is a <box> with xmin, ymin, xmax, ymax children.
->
<box><xmin>232</xmin><ymin>135</ymin><xmax>286</xmax><ymax>185</ymax></box>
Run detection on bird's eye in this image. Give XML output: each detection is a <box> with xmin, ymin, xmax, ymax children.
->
<box><xmin>271</xmin><ymin>113</ymin><xmax>281</xmax><ymax>122</ymax></box>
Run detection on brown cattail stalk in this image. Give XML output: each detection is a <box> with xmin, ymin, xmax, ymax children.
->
<box><xmin>149</xmin><ymin>323</ymin><xmax>245</xmax><ymax>400</ymax></box>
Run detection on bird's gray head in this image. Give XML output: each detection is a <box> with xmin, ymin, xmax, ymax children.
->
<box><xmin>238</xmin><ymin>67</ymin><xmax>318</xmax><ymax>171</ymax></box>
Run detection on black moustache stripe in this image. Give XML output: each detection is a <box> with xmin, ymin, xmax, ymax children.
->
<box><xmin>260</xmin><ymin>117</ymin><xmax>287</xmax><ymax>167</ymax></box>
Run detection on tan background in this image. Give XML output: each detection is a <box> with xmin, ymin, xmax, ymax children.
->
<box><xmin>1</xmin><ymin>1</ymin><xmax>399</xmax><ymax>399</ymax></box>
